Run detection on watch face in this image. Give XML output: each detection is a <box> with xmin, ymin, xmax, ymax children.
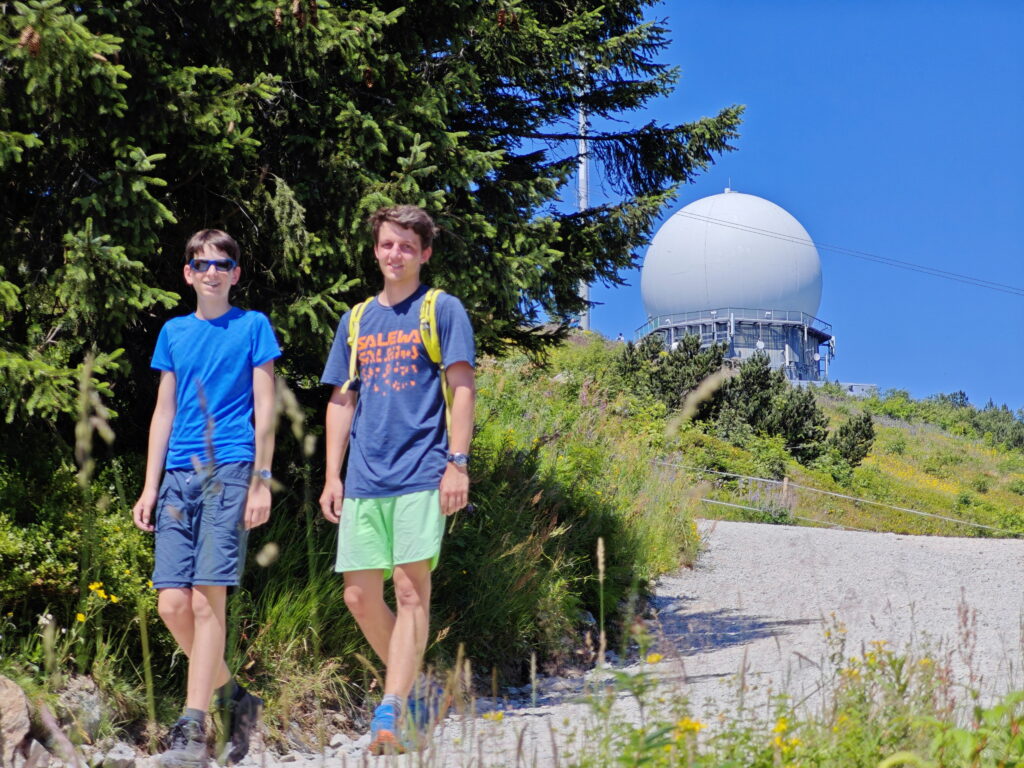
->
<box><xmin>449</xmin><ymin>453</ymin><xmax>469</xmax><ymax>467</ymax></box>
<box><xmin>257</xmin><ymin>469</ymin><xmax>272</xmax><ymax>480</ymax></box>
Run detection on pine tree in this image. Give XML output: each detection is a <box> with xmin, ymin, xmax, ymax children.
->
<box><xmin>1</xmin><ymin>0</ymin><xmax>742</xmax><ymax>450</ymax></box>
<box><xmin>828</xmin><ymin>411</ymin><xmax>876</xmax><ymax>467</ymax></box>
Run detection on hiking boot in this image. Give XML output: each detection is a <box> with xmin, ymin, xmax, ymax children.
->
<box><xmin>367</xmin><ymin>702</ymin><xmax>407</xmax><ymax>756</ymax></box>
<box><xmin>160</xmin><ymin>717</ymin><xmax>209</xmax><ymax>768</ymax></box>
<box><xmin>227</xmin><ymin>690</ymin><xmax>263</xmax><ymax>764</ymax></box>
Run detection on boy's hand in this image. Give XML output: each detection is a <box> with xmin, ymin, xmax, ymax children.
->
<box><xmin>320</xmin><ymin>477</ymin><xmax>344</xmax><ymax>523</ymax></box>
<box><xmin>245</xmin><ymin>482</ymin><xmax>272</xmax><ymax>530</ymax></box>
<box><xmin>132</xmin><ymin>489</ymin><xmax>158</xmax><ymax>532</ymax></box>
<box><xmin>440</xmin><ymin>464</ymin><xmax>469</xmax><ymax>516</ymax></box>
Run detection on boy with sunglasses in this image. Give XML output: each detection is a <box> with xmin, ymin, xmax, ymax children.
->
<box><xmin>319</xmin><ymin>205</ymin><xmax>475</xmax><ymax>754</ymax></box>
<box><xmin>133</xmin><ymin>229</ymin><xmax>281</xmax><ymax>768</ymax></box>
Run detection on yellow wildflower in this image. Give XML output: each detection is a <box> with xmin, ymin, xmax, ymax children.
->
<box><xmin>96</xmin><ymin>589</ymin><xmax>108</xmax><ymax>600</ymax></box>
<box><xmin>76</xmin><ymin>613</ymin><xmax>86</xmax><ymax>623</ymax></box>
<box><xmin>674</xmin><ymin>717</ymin><xmax>705</xmax><ymax>734</ymax></box>
<box><xmin>482</xmin><ymin>711</ymin><xmax>504</xmax><ymax>722</ymax></box>
<box><xmin>773</xmin><ymin>717</ymin><xmax>789</xmax><ymax>733</ymax></box>
<box><xmin>645</xmin><ymin>653</ymin><xmax>663</xmax><ymax>664</ymax></box>
<box><xmin>109</xmin><ymin>595</ymin><xmax>120</xmax><ymax>604</ymax></box>
<box><xmin>88</xmin><ymin>581</ymin><xmax>103</xmax><ymax>591</ymax></box>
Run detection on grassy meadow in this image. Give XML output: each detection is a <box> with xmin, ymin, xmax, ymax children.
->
<box><xmin>1</xmin><ymin>333</ymin><xmax>1022</xmax><ymax>764</ymax></box>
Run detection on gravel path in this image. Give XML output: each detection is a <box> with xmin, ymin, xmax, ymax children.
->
<box><xmin>243</xmin><ymin>520</ymin><xmax>1024</xmax><ymax>767</ymax></box>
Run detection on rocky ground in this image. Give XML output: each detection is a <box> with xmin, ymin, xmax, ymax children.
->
<box><xmin>7</xmin><ymin>519</ymin><xmax>1023</xmax><ymax>768</ymax></box>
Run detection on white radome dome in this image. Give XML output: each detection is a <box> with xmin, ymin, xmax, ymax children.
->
<box><xmin>640</xmin><ymin>190</ymin><xmax>822</xmax><ymax>319</ymax></box>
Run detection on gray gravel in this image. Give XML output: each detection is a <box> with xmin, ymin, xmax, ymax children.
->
<box><xmin>239</xmin><ymin>519</ymin><xmax>1024</xmax><ymax>767</ymax></box>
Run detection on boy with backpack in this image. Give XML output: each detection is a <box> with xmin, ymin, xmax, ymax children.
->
<box><xmin>319</xmin><ymin>205</ymin><xmax>475</xmax><ymax>754</ymax></box>
<box><xmin>132</xmin><ymin>229</ymin><xmax>281</xmax><ymax>767</ymax></box>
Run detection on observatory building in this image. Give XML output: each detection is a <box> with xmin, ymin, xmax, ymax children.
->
<box><xmin>638</xmin><ymin>189</ymin><xmax>834</xmax><ymax>381</ymax></box>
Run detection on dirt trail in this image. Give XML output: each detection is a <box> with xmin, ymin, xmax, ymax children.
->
<box><xmin>241</xmin><ymin>520</ymin><xmax>1024</xmax><ymax>767</ymax></box>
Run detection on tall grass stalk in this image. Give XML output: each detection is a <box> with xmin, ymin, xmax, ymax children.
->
<box><xmin>596</xmin><ymin>537</ymin><xmax>606</xmax><ymax>668</ymax></box>
<box><xmin>136</xmin><ymin>598</ymin><xmax>157</xmax><ymax>750</ymax></box>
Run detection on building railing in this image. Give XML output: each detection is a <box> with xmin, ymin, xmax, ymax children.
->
<box><xmin>634</xmin><ymin>307</ymin><xmax>832</xmax><ymax>340</ymax></box>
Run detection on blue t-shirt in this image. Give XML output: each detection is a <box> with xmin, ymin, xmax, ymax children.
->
<box><xmin>321</xmin><ymin>286</ymin><xmax>475</xmax><ymax>499</ymax></box>
<box><xmin>152</xmin><ymin>307</ymin><xmax>282</xmax><ymax>470</ymax></box>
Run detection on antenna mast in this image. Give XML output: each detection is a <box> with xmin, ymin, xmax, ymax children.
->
<box><xmin>577</xmin><ymin>105</ymin><xmax>590</xmax><ymax>331</ymax></box>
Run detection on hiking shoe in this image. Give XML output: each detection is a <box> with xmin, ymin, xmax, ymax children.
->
<box><xmin>160</xmin><ymin>717</ymin><xmax>209</xmax><ymax>768</ymax></box>
<box><xmin>367</xmin><ymin>702</ymin><xmax>407</xmax><ymax>756</ymax></box>
<box><xmin>227</xmin><ymin>690</ymin><xmax>263</xmax><ymax>764</ymax></box>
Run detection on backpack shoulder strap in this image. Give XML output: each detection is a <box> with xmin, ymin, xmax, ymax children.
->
<box><xmin>339</xmin><ymin>297</ymin><xmax>375</xmax><ymax>394</ymax></box>
<box><xmin>419</xmin><ymin>288</ymin><xmax>444</xmax><ymax>365</ymax></box>
<box><xmin>419</xmin><ymin>288</ymin><xmax>452</xmax><ymax>432</ymax></box>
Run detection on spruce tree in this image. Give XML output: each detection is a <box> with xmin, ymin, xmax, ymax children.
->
<box><xmin>1</xmin><ymin>0</ymin><xmax>742</xmax><ymax>449</ymax></box>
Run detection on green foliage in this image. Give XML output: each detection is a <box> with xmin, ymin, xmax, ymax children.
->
<box><xmin>618</xmin><ymin>342</ymin><xmax>831</xmax><ymax>466</ymax></box>
<box><xmin>828</xmin><ymin>411</ymin><xmax>876</xmax><ymax>467</ymax></box>
<box><xmin>441</xmin><ymin>336</ymin><xmax>701</xmax><ymax>676</ymax></box>
<box><xmin>713</xmin><ymin>353</ymin><xmax>830</xmax><ymax>464</ymax></box>
<box><xmin>863</xmin><ymin>389</ymin><xmax>1024</xmax><ymax>452</ymax></box>
<box><xmin>0</xmin><ymin>0</ymin><xmax>742</xmax><ymax>451</ymax></box>
<box><xmin>616</xmin><ymin>334</ymin><xmax>727</xmax><ymax>409</ymax></box>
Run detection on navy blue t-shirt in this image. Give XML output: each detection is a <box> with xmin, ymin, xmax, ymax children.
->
<box><xmin>152</xmin><ymin>307</ymin><xmax>281</xmax><ymax>470</ymax></box>
<box><xmin>321</xmin><ymin>286</ymin><xmax>475</xmax><ymax>499</ymax></box>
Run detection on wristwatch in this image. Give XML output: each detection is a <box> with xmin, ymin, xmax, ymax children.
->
<box><xmin>446</xmin><ymin>452</ymin><xmax>470</xmax><ymax>468</ymax></box>
<box><xmin>254</xmin><ymin>468</ymin><xmax>273</xmax><ymax>483</ymax></box>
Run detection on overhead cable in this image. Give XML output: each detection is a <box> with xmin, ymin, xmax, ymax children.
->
<box><xmin>676</xmin><ymin>210</ymin><xmax>1024</xmax><ymax>298</ymax></box>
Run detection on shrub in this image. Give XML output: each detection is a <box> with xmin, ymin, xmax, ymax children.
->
<box><xmin>828</xmin><ymin>411</ymin><xmax>876</xmax><ymax>467</ymax></box>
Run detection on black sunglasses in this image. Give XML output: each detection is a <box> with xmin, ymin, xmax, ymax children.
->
<box><xmin>188</xmin><ymin>257</ymin><xmax>237</xmax><ymax>273</ymax></box>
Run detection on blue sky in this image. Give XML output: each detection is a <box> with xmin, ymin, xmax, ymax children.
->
<box><xmin>585</xmin><ymin>0</ymin><xmax>1024</xmax><ymax>411</ymax></box>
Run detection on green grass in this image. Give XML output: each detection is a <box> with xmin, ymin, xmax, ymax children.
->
<box><xmin>3</xmin><ymin>332</ymin><xmax>1023</xmax><ymax>749</ymax></box>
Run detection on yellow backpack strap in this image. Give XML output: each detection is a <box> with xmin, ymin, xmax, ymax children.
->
<box><xmin>419</xmin><ymin>288</ymin><xmax>452</xmax><ymax>432</ymax></box>
<box><xmin>340</xmin><ymin>297</ymin><xmax>374</xmax><ymax>394</ymax></box>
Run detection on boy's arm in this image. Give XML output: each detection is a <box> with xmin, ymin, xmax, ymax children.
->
<box><xmin>440</xmin><ymin>361</ymin><xmax>475</xmax><ymax>516</ymax></box>
<box><xmin>132</xmin><ymin>371</ymin><xmax>177</xmax><ymax>532</ymax></box>
<box><xmin>319</xmin><ymin>387</ymin><xmax>357</xmax><ymax>524</ymax></box>
<box><xmin>245</xmin><ymin>360</ymin><xmax>276</xmax><ymax>530</ymax></box>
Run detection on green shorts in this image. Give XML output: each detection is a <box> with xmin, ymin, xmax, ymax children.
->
<box><xmin>335</xmin><ymin>489</ymin><xmax>444</xmax><ymax>577</ymax></box>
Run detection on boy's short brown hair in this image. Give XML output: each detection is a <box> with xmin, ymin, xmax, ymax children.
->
<box><xmin>368</xmin><ymin>205</ymin><xmax>439</xmax><ymax>250</ymax></box>
<box><xmin>184</xmin><ymin>229</ymin><xmax>240</xmax><ymax>263</ymax></box>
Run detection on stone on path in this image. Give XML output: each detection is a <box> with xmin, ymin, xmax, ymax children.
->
<box><xmin>100</xmin><ymin>743</ymin><xmax>135</xmax><ymax>768</ymax></box>
<box><xmin>1</xmin><ymin>676</ymin><xmax>31</xmax><ymax>768</ymax></box>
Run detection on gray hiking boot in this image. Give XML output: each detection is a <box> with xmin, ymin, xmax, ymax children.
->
<box><xmin>227</xmin><ymin>690</ymin><xmax>263</xmax><ymax>764</ymax></box>
<box><xmin>160</xmin><ymin>717</ymin><xmax>209</xmax><ymax>768</ymax></box>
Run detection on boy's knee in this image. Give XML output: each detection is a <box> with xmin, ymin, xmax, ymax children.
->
<box><xmin>392</xmin><ymin>571</ymin><xmax>430</xmax><ymax>612</ymax></box>
<box><xmin>190</xmin><ymin>586</ymin><xmax>225</xmax><ymax>622</ymax></box>
<box><xmin>394</xmin><ymin>584</ymin><xmax>425</xmax><ymax>612</ymax></box>
<box><xmin>343</xmin><ymin>585</ymin><xmax>377</xmax><ymax>618</ymax></box>
<box><xmin>157</xmin><ymin>589</ymin><xmax>192</xmax><ymax>623</ymax></box>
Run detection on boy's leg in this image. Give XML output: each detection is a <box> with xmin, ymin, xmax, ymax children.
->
<box><xmin>343</xmin><ymin>570</ymin><xmax>395</xmax><ymax>663</ymax></box>
<box><xmin>187</xmin><ymin>585</ymin><xmax>228</xmax><ymax>711</ymax></box>
<box><xmin>156</xmin><ymin>588</ymin><xmax>232</xmax><ymax>691</ymax></box>
<box><xmin>384</xmin><ymin>560</ymin><xmax>432</xmax><ymax>697</ymax></box>
<box><xmin>367</xmin><ymin>560</ymin><xmax>432</xmax><ymax>755</ymax></box>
